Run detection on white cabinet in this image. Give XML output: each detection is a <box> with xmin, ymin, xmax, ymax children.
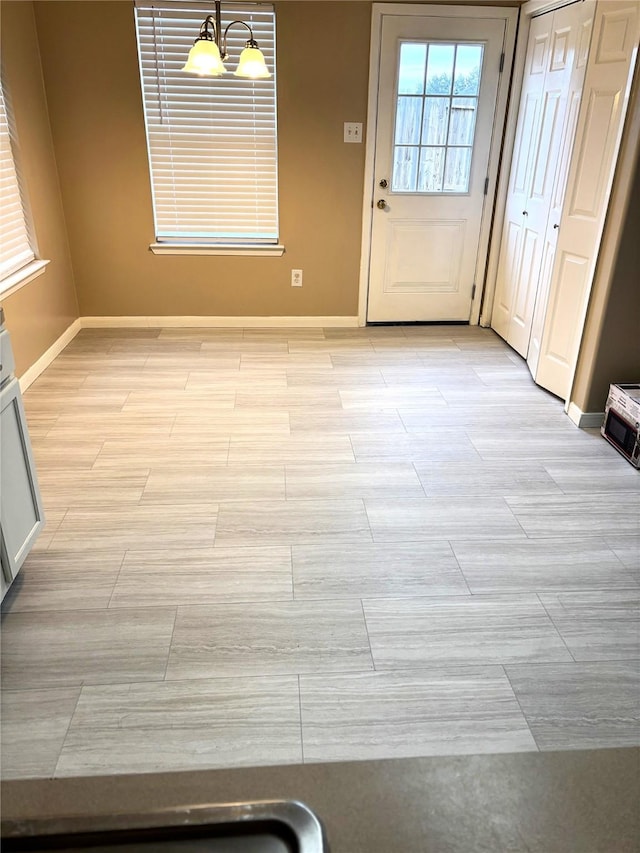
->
<box><xmin>0</xmin><ymin>315</ymin><xmax>44</xmax><ymax>598</ymax></box>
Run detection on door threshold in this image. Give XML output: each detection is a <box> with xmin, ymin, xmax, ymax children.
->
<box><xmin>366</xmin><ymin>320</ymin><xmax>470</xmax><ymax>327</ymax></box>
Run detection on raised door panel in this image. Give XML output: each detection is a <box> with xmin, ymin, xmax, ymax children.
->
<box><xmin>539</xmin><ymin>250</ymin><xmax>590</xmax><ymax>371</ymax></box>
<box><xmin>567</xmin><ymin>89</ymin><xmax>622</xmax><ymax>218</ymax></box>
<box><xmin>493</xmin><ymin>218</ymin><xmax>522</xmax><ymax>335</ymax></box>
<box><xmin>384</xmin><ymin>220</ymin><xmax>465</xmax><ymax>294</ymax></box>
<box><xmin>511</xmin><ymin>226</ymin><xmax>539</xmax><ymax>334</ymax></box>
<box><xmin>527</xmin><ymin>235</ymin><xmax>557</xmax><ymax>376</ymax></box>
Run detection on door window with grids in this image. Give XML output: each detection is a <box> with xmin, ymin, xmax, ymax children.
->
<box><xmin>392</xmin><ymin>42</ymin><xmax>484</xmax><ymax>194</ymax></box>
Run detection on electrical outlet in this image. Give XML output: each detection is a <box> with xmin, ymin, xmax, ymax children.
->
<box><xmin>291</xmin><ymin>269</ymin><xmax>303</xmax><ymax>287</ymax></box>
<box><xmin>344</xmin><ymin>122</ymin><xmax>363</xmax><ymax>143</ymax></box>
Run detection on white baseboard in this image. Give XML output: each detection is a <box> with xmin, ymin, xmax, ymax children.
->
<box><xmin>567</xmin><ymin>402</ymin><xmax>605</xmax><ymax>429</ymax></box>
<box><xmin>81</xmin><ymin>316</ymin><xmax>360</xmax><ymax>329</ymax></box>
<box><xmin>19</xmin><ymin>318</ymin><xmax>82</xmax><ymax>392</ymax></box>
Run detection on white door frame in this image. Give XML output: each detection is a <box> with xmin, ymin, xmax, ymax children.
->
<box><xmin>357</xmin><ymin>2</ymin><xmax>518</xmax><ymax>326</ymax></box>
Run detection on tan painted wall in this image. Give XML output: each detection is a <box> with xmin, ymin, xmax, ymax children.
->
<box><xmin>588</xmin><ymin>168</ymin><xmax>640</xmax><ymax>405</ymax></box>
<box><xmin>0</xmin><ymin>2</ymin><xmax>78</xmax><ymax>377</ymax></box>
<box><xmin>32</xmin><ymin>1</ymin><xmax>371</xmax><ymax>318</ymax></box>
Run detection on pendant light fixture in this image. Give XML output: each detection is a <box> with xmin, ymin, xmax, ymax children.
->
<box><xmin>182</xmin><ymin>1</ymin><xmax>271</xmax><ymax>79</ymax></box>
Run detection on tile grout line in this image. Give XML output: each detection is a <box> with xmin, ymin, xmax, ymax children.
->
<box><xmin>412</xmin><ymin>461</ymin><xmax>428</xmax><ymax>498</ymax></box>
<box><xmin>500</xmin><ymin>495</ymin><xmax>530</xmax><ymax>539</ymax></box>
<box><xmin>43</xmin><ymin>507</ymin><xmax>69</xmax><ymax>552</ymax></box>
<box><xmin>446</xmin><ymin>540</ymin><xmax>473</xmax><ymax>596</ymax></box>
<box><xmin>540</xmin><ymin>461</ymin><xmax>569</xmax><ymax>496</ymax></box>
<box><xmin>535</xmin><ymin>592</ymin><xmax>577</xmax><ymax>663</ymax></box>
<box><xmin>600</xmin><ymin>538</ymin><xmax>640</xmax><ymax>582</ymax></box>
<box><xmin>162</xmin><ymin>607</ymin><xmax>180</xmax><ymax>681</ymax></box>
<box><xmin>168</xmin><ymin>413</ymin><xmax>178</xmax><ymax>438</ymax></box>
<box><xmin>88</xmin><ymin>439</ymin><xmax>107</xmax><ymax>472</ymax></box>
<box><xmin>106</xmin><ymin>551</ymin><xmax>129</xmax><ymax>609</ymax></box>
<box><xmin>52</xmin><ymin>685</ymin><xmax>84</xmax><ymax>779</ymax></box>
<box><xmin>289</xmin><ymin>545</ymin><xmax>295</xmax><ymax>601</ymax></box>
<box><xmin>360</xmin><ymin>598</ymin><xmax>376</xmax><ymax>671</ymax></box>
<box><xmin>500</xmin><ymin>664</ymin><xmax>542</xmax><ymax>753</ymax></box>
<box><xmin>297</xmin><ymin>674</ymin><xmax>305</xmax><ymax>764</ymax></box>
<box><xmin>347</xmin><ymin>433</ymin><xmax>356</xmax><ymax>463</ymax></box>
<box><xmin>360</xmin><ymin>497</ymin><xmax>376</xmax><ymax>545</ymax></box>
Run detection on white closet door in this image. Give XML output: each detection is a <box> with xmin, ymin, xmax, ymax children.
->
<box><xmin>535</xmin><ymin>0</ymin><xmax>640</xmax><ymax>400</ymax></box>
<box><xmin>507</xmin><ymin>6</ymin><xmax>581</xmax><ymax>357</ymax></box>
<box><xmin>492</xmin><ymin>1</ymin><xmax>594</xmax><ymax>359</ymax></box>
<box><xmin>528</xmin><ymin>5</ymin><xmax>595</xmax><ymax>376</ymax></box>
<box><xmin>491</xmin><ymin>13</ymin><xmax>552</xmax><ymax>346</ymax></box>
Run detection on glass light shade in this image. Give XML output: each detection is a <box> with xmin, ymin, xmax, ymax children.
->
<box><xmin>182</xmin><ymin>39</ymin><xmax>226</xmax><ymax>76</ymax></box>
<box><xmin>234</xmin><ymin>46</ymin><xmax>270</xmax><ymax>78</ymax></box>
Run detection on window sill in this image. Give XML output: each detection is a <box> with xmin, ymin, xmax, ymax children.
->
<box><xmin>0</xmin><ymin>260</ymin><xmax>50</xmax><ymax>299</ymax></box>
<box><xmin>150</xmin><ymin>243</ymin><xmax>285</xmax><ymax>257</ymax></box>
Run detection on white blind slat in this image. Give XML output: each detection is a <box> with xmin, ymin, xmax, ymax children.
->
<box><xmin>0</xmin><ymin>80</ymin><xmax>36</xmax><ymax>281</ymax></box>
<box><xmin>134</xmin><ymin>1</ymin><xmax>279</xmax><ymax>243</ymax></box>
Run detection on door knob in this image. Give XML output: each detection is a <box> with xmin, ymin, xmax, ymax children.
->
<box><xmin>553</xmin><ymin>223</ymin><xmax>559</xmax><ymax>229</ymax></box>
<box><xmin>377</xmin><ymin>199</ymin><xmax>387</xmax><ymax>209</ymax></box>
<box><xmin>522</xmin><ymin>210</ymin><xmax>528</xmax><ymax>216</ymax></box>
<box><xmin>379</xmin><ymin>179</ymin><xmax>388</xmax><ymax>188</ymax></box>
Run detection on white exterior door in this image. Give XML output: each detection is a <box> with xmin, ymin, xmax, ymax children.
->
<box><xmin>366</xmin><ymin>13</ymin><xmax>507</xmax><ymax>322</ymax></box>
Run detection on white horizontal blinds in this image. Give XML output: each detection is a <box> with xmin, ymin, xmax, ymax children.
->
<box><xmin>0</xmin><ymin>77</ymin><xmax>35</xmax><ymax>280</ymax></box>
<box><xmin>135</xmin><ymin>1</ymin><xmax>278</xmax><ymax>243</ymax></box>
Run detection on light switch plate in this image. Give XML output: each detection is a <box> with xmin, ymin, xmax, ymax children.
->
<box><xmin>344</xmin><ymin>122</ymin><xmax>363</xmax><ymax>143</ymax></box>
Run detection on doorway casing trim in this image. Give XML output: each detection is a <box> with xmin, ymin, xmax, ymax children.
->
<box><xmin>357</xmin><ymin>2</ymin><xmax>519</xmax><ymax>327</ymax></box>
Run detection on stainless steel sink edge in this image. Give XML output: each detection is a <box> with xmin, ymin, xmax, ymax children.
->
<box><xmin>1</xmin><ymin>799</ymin><xmax>328</xmax><ymax>853</ymax></box>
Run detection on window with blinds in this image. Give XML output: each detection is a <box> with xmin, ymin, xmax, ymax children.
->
<box><xmin>134</xmin><ymin>1</ymin><xmax>278</xmax><ymax>244</ymax></box>
<box><xmin>0</xmin><ymin>76</ymin><xmax>36</xmax><ymax>287</ymax></box>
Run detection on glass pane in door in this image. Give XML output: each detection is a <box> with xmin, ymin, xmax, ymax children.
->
<box><xmin>397</xmin><ymin>43</ymin><xmax>427</xmax><ymax>94</ymax></box>
<box><xmin>392</xmin><ymin>41</ymin><xmax>484</xmax><ymax>193</ymax></box>
<box><xmin>393</xmin><ymin>146</ymin><xmax>419</xmax><ymax>191</ymax></box>
<box><xmin>422</xmin><ymin>98</ymin><xmax>449</xmax><ymax>145</ymax></box>
<box><xmin>418</xmin><ymin>147</ymin><xmax>446</xmax><ymax>191</ymax></box>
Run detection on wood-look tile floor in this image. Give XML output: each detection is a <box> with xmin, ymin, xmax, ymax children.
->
<box><xmin>2</xmin><ymin>325</ymin><xmax>639</xmax><ymax>779</ymax></box>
